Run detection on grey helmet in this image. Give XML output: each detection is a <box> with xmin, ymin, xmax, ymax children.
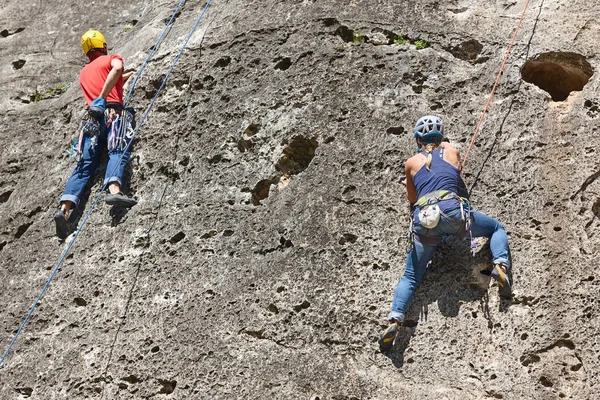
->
<box><xmin>413</xmin><ymin>115</ymin><xmax>444</xmax><ymax>141</ymax></box>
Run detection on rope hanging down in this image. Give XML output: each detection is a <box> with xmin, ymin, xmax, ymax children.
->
<box><xmin>460</xmin><ymin>0</ymin><xmax>532</xmax><ymax>171</ymax></box>
<box><xmin>124</xmin><ymin>0</ymin><xmax>186</xmax><ymax>107</ymax></box>
<box><xmin>0</xmin><ymin>0</ymin><xmax>212</xmax><ymax>368</ymax></box>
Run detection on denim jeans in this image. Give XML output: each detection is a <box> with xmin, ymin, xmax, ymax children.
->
<box><xmin>60</xmin><ymin>122</ymin><xmax>132</xmax><ymax>209</ymax></box>
<box><xmin>388</xmin><ymin>206</ymin><xmax>510</xmax><ymax>322</ymax></box>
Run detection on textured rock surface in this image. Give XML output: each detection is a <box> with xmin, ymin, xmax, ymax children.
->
<box><xmin>1</xmin><ymin>0</ymin><xmax>599</xmax><ymax>399</ymax></box>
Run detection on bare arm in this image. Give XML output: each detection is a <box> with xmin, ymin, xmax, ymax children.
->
<box><xmin>405</xmin><ymin>157</ymin><xmax>418</xmax><ymax>204</ymax></box>
<box><xmin>99</xmin><ymin>58</ymin><xmax>124</xmax><ymax>99</ymax></box>
<box><xmin>122</xmin><ymin>68</ymin><xmax>135</xmax><ymax>83</ymax></box>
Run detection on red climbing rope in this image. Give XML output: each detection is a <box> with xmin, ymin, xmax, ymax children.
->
<box><xmin>461</xmin><ymin>0</ymin><xmax>532</xmax><ymax>171</ymax></box>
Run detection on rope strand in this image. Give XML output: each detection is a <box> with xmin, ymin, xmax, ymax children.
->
<box><xmin>461</xmin><ymin>0</ymin><xmax>532</xmax><ymax>171</ymax></box>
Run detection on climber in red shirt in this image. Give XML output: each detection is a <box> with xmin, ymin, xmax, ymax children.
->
<box><xmin>55</xmin><ymin>30</ymin><xmax>137</xmax><ymax>239</ymax></box>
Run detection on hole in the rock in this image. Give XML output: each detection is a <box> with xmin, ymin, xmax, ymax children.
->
<box><xmin>244</xmin><ymin>123</ymin><xmax>261</xmax><ymax>136</ymax></box>
<box><xmin>520</xmin><ymin>51</ymin><xmax>594</xmax><ymax>101</ymax></box>
<box><xmin>74</xmin><ymin>297</ymin><xmax>87</xmax><ymax>307</ymax></box>
<box><xmin>279</xmin><ymin>236</ymin><xmax>293</xmax><ymax>249</ymax></box>
<box><xmin>237</xmin><ymin>138</ymin><xmax>254</xmax><ymax>153</ymax></box>
<box><xmin>169</xmin><ymin>231</ymin><xmax>185</xmax><ymax>244</ymax></box>
<box><xmin>553</xmin><ymin>339</ymin><xmax>575</xmax><ymax>350</ymax></box>
<box><xmin>275</xmin><ymin>136</ymin><xmax>318</xmax><ymax>176</ymax></box>
<box><xmin>214</xmin><ymin>56</ymin><xmax>231</xmax><ymax>68</ymax></box>
<box><xmin>294</xmin><ymin>300</ymin><xmax>311</xmax><ymax>312</ymax></box>
<box><xmin>251</xmin><ymin>177</ymin><xmax>279</xmax><ymax>206</ymax></box>
<box><xmin>445</xmin><ymin>39</ymin><xmax>483</xmax><ymax>62</ymax></box>
<box><xmin>15</xmin><ymin>221</ymin><xmax>33</xmax><ymax>239</ymax></box>
<box><xmin>539</xmin><ymin>376</ymin><xmax>553</xmax><ymax>388</ymax></box>
<box><xmin>387</xmin><ymin>126</ymin><xmax>405</xmax><ymax>135</ymax></box>
<box><xmin>12</xmin><ymin>59</ymin><xmax>26</xmax><ymax>70</ymax></box>
<box><xmin>321</xmin><ymin>17</ymin><xmax>339</xmax><ymax>27</ymax></box>
<box><xmin>0</xmin><ymin>190</ymin><xmax>13</xmax><ymax>204</ymax></box>
<box><xmin>339</xmin><ymin>233</ymin><xmax>358</xmax><ymax>245</ymax></box>
<box><xmin>200</xmin><ymin>230</ymin><xmax>217</xmax><ymax>240</ymax></box>
<box><xmin>592</xmin><ymin>198</ymin><xmax>600</xmax><ymax>217</ymax></box>
<box><xmin>16</xmin><ymin>388</ymin><xmax>33</xmax><ymax>396</ymax></box>
<box><xmin>520</xmin><ymin>354</ymin><xmax>540</xmax><ymax>366</ymax></box>
<box><xmin>342</xmin><ymin>185</ymin><xmax>356</xmax><ymax>195</ymax></box>
<box><xmin>571</xmin><ymin>363</ymin><xmax>583</xmax><ymax>372</ymax></box>
<box><xmin>158</xmin><ymin>379</ymin><xmax>176</xmax><ymax>394</ymax></box>
<box><xmin>274</xmin><ymin>57</ymin><xmax>292</xmax><ymax>71</ymax></box>
<box><xmin>335</xmin><ymin>25</ymin><xmax>354</xmax><ymax>43</ymax></box>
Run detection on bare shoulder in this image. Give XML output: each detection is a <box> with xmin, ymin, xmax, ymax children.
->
<box><xmin>405</xmin><ymin>153</ymin><xmax>425</xmax><ymax>175</ymax></box>
<box><xmin>440</xmin><ymin>142</ymin><xmax>461</xmax><ymax>167</ymax></box>
<box><xmin>441</xmin><ymin>142</ymin><xmax>459</xmax><ymax>153</ymax></box>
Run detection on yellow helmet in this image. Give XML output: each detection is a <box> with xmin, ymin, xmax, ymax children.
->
<box><xmin>81</xmin><ymin>30</ymin><xmax>107</xmax><ymax>55</ymax></box>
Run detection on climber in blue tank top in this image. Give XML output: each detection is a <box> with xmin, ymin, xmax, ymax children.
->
<box><xmin>378</xmin><ymin>115</ymin><xmax>512</xmax><ymax>353</ymax></box>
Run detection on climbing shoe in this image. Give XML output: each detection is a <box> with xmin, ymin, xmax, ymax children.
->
<box><xmin>491</xmin><ymin>264</ymin><xmax>512</xmax><ymax>300</ymax></box>
<box><xmin>54</xmin><ymin>209</ymin><xmax>69</xmax><ymax>239</ymax></box>
<box><xmin>378</xmin><ymin>320</ymin><xmax>400</xmax><ymax>353</ymax></box>
<box><xmin>105</xmin><ymin>192</ymin><xmax>137</xmax><ymax>208</ymax></box>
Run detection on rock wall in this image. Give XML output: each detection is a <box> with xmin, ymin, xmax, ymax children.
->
<box><xmin>1</xmin><ymin>0</ymin><xmax>599</xmax><ymax>399</ymax></box>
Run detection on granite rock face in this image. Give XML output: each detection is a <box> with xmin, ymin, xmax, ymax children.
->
<box><xmin>1</xmin><ymin>0</ymin><xmax>599</xmax><ymax>399</ymax></box>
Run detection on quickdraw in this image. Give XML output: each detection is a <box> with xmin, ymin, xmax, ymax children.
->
<box><xmin>66</xmin><ymin>110</ymin><xmax>101</xmax><ymax>162</ymax></box>
<box><xmin>66</xmin><ymin>107</ymin><xmax>136</xmax><ymax>161</ymax></box>
<box><xmin>107</xmin><ymin>108</ymin><xmax>136</xmax><ymax>152</ymax></box>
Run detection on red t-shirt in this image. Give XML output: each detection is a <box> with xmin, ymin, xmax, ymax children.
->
<box><xmin>80</xmin><ymin>54</ymin><xmax>124</xmax><ymax>107</ymax></box>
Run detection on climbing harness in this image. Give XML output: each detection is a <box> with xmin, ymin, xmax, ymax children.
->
<box><xmin>1</xmin><ymin>0</ymin><xmax>212</xmax><ymax>368</ymax></box>
<box><xmin>406</xmin><ymin>190</ymin><xmax>476</xmax><ymax>256</ymax></box>
<box><xmin>66</xmin><ymin>107</ymin><xmax>136</xmax><ymax>160</ymax></box>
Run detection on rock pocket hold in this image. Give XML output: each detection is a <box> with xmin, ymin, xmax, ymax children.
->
<box><xmin>520</xmin><ymin>51</ymin><xmax>594</xmax><ymax>101</ymax></box>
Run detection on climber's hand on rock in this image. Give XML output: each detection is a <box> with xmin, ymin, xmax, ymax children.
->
<box><xmin>123</xmin><ymin>69</ymin><xmax>136</xmax><ymax>82</ymax></box>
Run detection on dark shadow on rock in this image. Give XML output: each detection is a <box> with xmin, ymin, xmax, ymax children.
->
<box><xmin>404</xmin><ymin>237</ymin><xmax>510</xmax><ymax>330</ymax></box>
<box><xmin>109</xmin><ymin>205</ymin><xmax>130</xmax><ymax>226</ymax></box>
<box><xmin>381</xmin><ymin>323</ymin><xmax>416</xmax><ymax>368</ymax></box>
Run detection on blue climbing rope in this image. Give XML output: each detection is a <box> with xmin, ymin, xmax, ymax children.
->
<box><xmin>0</xmin><ymin>0</ymin><xmax>212</xmax><ymax>368</ymax></box>
<box><xmin>123</xmin><ymin>0</ymin><xmax>186</xmax><ymax>107</ymax></box>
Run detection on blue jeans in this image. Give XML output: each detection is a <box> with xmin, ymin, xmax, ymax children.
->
<box><xmin>60</xmin><ymin>123</ymin><xmax>132</xmax><ymax>209</ymax></box>
<box><xmin>388</xmin><ymin>206</ymin><xmax>510</xmax><ymax>322</ymax></box>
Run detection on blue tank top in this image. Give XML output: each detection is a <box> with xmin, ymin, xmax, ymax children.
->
<box><xmin>412</xmin><ymin>148</ymin><xmax>461</xmax><ymax>218</ymax></box>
